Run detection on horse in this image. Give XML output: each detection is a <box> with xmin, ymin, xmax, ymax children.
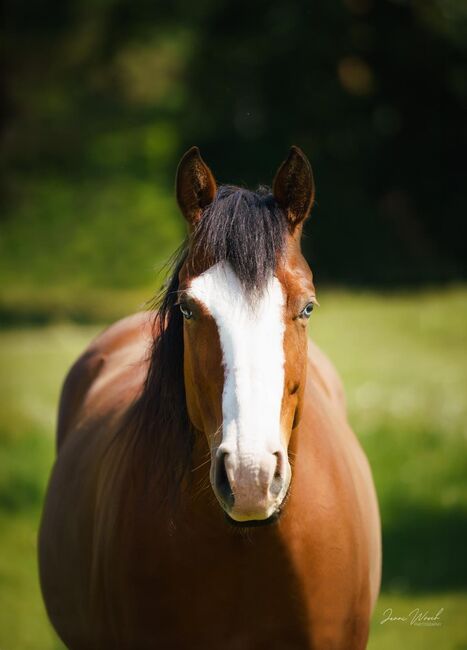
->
<box><xmin>39</xmin><ymin>146</ymin><xmax>381</xmax><ymax>649</ymax></box>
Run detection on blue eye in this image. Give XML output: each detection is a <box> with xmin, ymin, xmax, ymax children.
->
<box><xmin>179</xmin><ymin>303</ymin><xmax>193</xmax><ymax>320</ymax></box>
<box><xmin>300</xmin><ymin>302</ymin><xmax>314</xmax><ymax>319</ymax></box>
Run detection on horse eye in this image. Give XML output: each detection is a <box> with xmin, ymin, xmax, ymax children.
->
<box><xmin>179</xmin><ymin>303</ymin><xmax>193</xmax><ymax>320</ymax></box>
<box><xmin>300</xmin><ymin>302</ymin><xmax>314</xmax><ymax>319</ymax></box>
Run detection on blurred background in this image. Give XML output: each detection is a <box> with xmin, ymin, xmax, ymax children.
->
<box><xmin>1</xmin><ymin>0</ymin><xmax>466</xmax><ymax>648</ymax></box>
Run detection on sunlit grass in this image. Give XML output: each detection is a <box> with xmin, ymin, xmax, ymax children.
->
<box><xmin>0</xmin><ymin>286</ymin><xmax>466</xmax><ymax>648</ymax></box>
<box><xmin>311</xmin><ymin>285</ymin><xmax>467</xmax><ymax>443</ymax></box>
<box><xmin>312</xmin><ymin>286</ymin><xmax>467</xmax><ymax>597</ymax></box>
<box><xmin>0</xmin><ymin>325</ymin><xmax>95</xmax><ymax>649</ymax></box>
<box><xmin>369</xmin><ymin>592</ymin><xmax>467</xmax><ymax>650</ymax></box>
<box><xmin>0</xmin><ymin>514</ymin><xmax>64</xmax><ymax>650</ymax></box>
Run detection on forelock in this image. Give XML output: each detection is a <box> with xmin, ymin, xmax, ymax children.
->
<box><xmin>190</xmin><ymin>185</ymin><xmax>287</xmax><ymax>296</ymax></box>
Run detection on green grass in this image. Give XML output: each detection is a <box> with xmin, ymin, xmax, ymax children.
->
<box><xmin>311</xmin><ymin>286</ymin><xmax>467</xmax><ymax>595</ymax></box>
<box><xmin>0</xmin><ymin>287</ymin><xmax>466</xmax><ymax>649</ymax></box>
<box><xmin>369</xmin><ymin>592</ymin><xmax>467</xmax><ymax>650</ymax></box>
<box><xmin>0</xmin><ymin>325</ymin><xmax>97</xmax><ymax>650</ymax></box>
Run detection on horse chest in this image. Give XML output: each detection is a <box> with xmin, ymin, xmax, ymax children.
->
<box><xmin>118</xmin><ymin>519</ymin><xmax>312</xmax><ymax>649</ymax></box>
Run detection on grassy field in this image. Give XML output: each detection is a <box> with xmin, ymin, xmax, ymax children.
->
<box><xmin>0</xmin><ymin>286</ymin><xmax>466</xmax><ymax>649</ymax></box>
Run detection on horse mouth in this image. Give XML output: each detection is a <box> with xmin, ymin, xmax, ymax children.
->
<box><xmin>221</xmin><ymin>477</ymin><xmax>291</xmax><ymax>528</ymax></box>
<box><xmin>223</xmin><ymin>509</ymin><xmax>282</xmax><ymax>528</ymax></box>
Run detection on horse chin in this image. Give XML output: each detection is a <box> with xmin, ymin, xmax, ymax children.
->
<box><xmin>223</xmin><ymin>492</ymin><xmax>290</xmax><ymax>528</ymax></box>
<box><xmin>223</xmin><ymin>509</ymin><xmax>282</xmax><ymax>528</ymax></box>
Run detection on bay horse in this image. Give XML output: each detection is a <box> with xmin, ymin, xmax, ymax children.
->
<box><xmin>39</xmin><ymin>146</ymin><xmax>381</xmax><ymax>649</ymax></box>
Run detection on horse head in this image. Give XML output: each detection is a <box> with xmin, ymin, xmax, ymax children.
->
<box><xmin>175</xmin><ymin>146</ymin><xmax>317</xmax><ymax>524</ymax></box>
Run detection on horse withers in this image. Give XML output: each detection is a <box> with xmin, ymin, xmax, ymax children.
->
<box><xmin>39</xmin><ymin>146</ymin><xmax>381</xmax><ymax>649</ymax></box>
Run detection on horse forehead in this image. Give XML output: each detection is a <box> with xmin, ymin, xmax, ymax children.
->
<box><xmin>188</xmin><ymin>262</ymin><xmax>285</xmax><ymax>320</ymax></box>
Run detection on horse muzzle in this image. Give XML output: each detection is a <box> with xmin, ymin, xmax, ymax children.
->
<box><xmin>211</xmin><ymin>445</ymin><xmax>291</xmax><ymax>522</ymax></box>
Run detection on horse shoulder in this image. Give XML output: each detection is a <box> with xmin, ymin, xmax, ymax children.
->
<box><xmin>307</xmin><ymin>338</ymin><xmax>347</xmax><ymax>415</ymax></box>
<box><xmin>300</xmin><ymin>339</ymin><xmax>382</xmax><ymax>619</ymax></box>
<box><xmin>56</xmin><ymin>311</ymin><xmax>153</xmax><ymax>451</ymax></box>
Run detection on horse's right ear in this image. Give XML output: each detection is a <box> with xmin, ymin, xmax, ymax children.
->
<box><xmin>176</xmin><ymin>147</ymin><xmax>217</xmax><ymax>228</ymax></box>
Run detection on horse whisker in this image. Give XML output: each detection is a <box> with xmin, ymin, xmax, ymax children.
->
<box><xmin>191</xmin><ymin>457</ymin><xmax>212</xmax><ymax>473</ymax></box>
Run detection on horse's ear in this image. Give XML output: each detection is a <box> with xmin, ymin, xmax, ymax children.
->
<box><xmin>273</xmin><ymin>146</ymin><xmax>315</xmax><ymax>232</ymax></box>
<box><xmin>176</xmin><ymin>146</ymin><xmax>217</xmax><ymax>228</ymax></box>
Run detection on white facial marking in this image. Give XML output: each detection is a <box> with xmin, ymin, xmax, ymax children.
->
<box><xmin>189</xmin><ymin>262</ymin><xmax>288</xmax><ymax>518</ymax></box>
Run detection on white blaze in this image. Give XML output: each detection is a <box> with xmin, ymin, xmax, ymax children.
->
<box><xmin>189</xmin><ymin>262</ymin><xmax>286</xmax><ymax>459</ymax></box>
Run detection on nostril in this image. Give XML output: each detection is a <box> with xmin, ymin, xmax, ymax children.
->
<box><xmin>270</xmin><ymin>451</ymin><xmax>284</xmax><ymax>497</ymax></box>
<box><xmin>215</xmin><ymin>453</ymin><xmax>234</xmax><ymax>510</ymax></box>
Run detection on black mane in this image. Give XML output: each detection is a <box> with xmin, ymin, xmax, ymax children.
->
<box><xmin>128</xmin><ymin>186</ymin><xmax>287</xmax><ymax>501</ymax></box>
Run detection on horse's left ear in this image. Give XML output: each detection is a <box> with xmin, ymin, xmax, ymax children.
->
<box><xmin>273</xmin><ymin>146</ymin><xmax>315</xmax><ymax>232</ymax></box>
<box><xmin>176</xmin><ymin>146</ymin><xmax>217</xmax><ymax>228</ymax></box>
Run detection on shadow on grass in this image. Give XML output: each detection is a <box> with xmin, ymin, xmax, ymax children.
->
<box><xmin>382</xmin><ymin>501</ymin><xmax>467</xmax><ymax>592</ymax></box>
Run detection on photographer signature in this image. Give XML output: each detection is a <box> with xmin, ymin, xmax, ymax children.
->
<box><xmin>380</xmin><ymin>607</ymin><xmax>443</xmax><ymax>626</ymax></box>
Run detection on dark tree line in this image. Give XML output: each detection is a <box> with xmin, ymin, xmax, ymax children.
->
<box><xmin>3</xmin><ymin>0</ymin><xmax>466</xmax><ymax>285</ymax></box>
